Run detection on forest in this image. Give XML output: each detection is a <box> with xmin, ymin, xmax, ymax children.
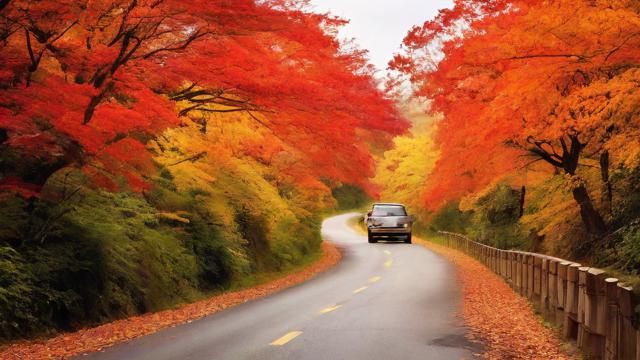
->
<box><xmin>376</xmin><ymin>0</ymin><xmax>640</xmax><ymax>279</ymax></box>
<box><xmin>2</xmin><ymin>0</ymin><xmax>640</xmax><ymax>348</ymax></box>
<box><xmin>0</xmin><ymin>0</ymin><xmax>405</xmax><ymax>339</ymax></box>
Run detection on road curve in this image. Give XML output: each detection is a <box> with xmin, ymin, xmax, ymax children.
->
<box><xmin>80</xmin><ymin>213</ymin><xmax>479</xmax><ymax>360</ymax></box>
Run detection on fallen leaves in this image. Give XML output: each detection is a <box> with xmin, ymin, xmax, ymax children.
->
<box><xmin>418</xmin><ymin>239</ymin><xmax>576</xmax><ymax>360</ymax></box>
<box><xmin>0</xmin><ymin>242</ymin><xmax>341</xmax><ymax>360</ymax></box>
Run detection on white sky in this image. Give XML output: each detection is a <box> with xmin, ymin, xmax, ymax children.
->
<box><xmin>309</xmin><ymin>0</ymin><xmax>454</xmax><ymax>77</ymax></box>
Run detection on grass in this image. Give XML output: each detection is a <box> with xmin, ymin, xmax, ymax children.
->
<box><xmin>417</xmin><ymin>232</ymin><xmax>447</xmax><ymax>246</ymax></box>
<box><xmin>225</xmin><ymin>247</ymin><xmax>323</xmax><ymax>292</ymax></box>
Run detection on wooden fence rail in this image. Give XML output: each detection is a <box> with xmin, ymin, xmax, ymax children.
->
<box><xmin>437</xmin><ymin>231</ymin><xmax>638</xmax><ymax>360</ymax></box>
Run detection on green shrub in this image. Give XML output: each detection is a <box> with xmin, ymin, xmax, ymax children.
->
<box><xmin>611</xmin><ymin>165</ymin><xmax>640</xmax><ymax>230</ymax></box>
<box><xmin>234</xmin><ymin>205</ymin><xmax>273</xmax><ymax>272</ymax></box>
<box><xmin>467</xmin><ymin>183</ymin><xmax>526</xmax><ymax>249</ymax></box>
<box><xmin>586</xmin><ymin>164</ymin><xmax>640</xmax><ymax>271</ymax></box>
<box><xmin>0</xmin><ymin>246</ymin><xmax>34</xmax><ymax>338</ymax></box>
<box><xmin>270</xmin><ymin>216</ymin><xmax>321</xmax><ymax>271</ymax></box>
<box><xmin>332</xmin><ymin>184</ymin><xmax>371</xmax><ymax>211</ymax></box>
<box><xmin>428</xmin><ymin>202</ymin><xmax>472</xmax><ymax>234</ymax></box>
<box><xmin>0</xmin><ymin>166</ymin><xmax>324</xmax><ymax>340</ymax></box>
<box><xmin>424</xmin><ymin>184</ymin><xmax>525</xmax><ymax>250</ymax></box>
<box><xmin>603</xmin><ymin>221</ymin><xmax>640</xmax><ymax>274</ymax></box>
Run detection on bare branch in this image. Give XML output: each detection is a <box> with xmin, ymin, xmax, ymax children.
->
<box><xmin>141</xmin><ymin>29</ymin><xmax>211</xmax><ymax>59</ymax></box>
<box><xmin>604</xmin><ymin>32</ymin><xmax>640</xmax><ymax>62</ymax></box>
<box><xmin>169</xmin><ymin>151</ymin><xmax>207</xmax><ymax>166</ymax></box>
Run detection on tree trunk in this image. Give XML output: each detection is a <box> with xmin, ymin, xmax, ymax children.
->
<box><xmin>519</xmin><ymin>185</ymin><xmax>526</xmax><ymax>218</ymax></box>
<box><xmin>83</xmin><ymin>82</ymin><xmax>113</xmax><ymax>124</ymax></box>
<box><xmin>527</xmin><ymin>134</ymin><xmax>608</xmax><ymax>237</ymax></box>
<box><xmin>600</xmin><ymin>150</ymin><xmax>612</xmax><ymax>217</ymax></box>
<box><xmin>83</xmin><ymin>94</ymin><xmax>102</xmax><ymax>125</ymax></box>
<box><xmin>572</xmin><ymin>184</ymin><xmax>607</xmax><ymax>237</ymax></box>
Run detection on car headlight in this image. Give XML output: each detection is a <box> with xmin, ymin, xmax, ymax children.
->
<box><xmin>402</xmin><ymin>223</ymin><xmax>409</xmax><ymax>228</ymax></box>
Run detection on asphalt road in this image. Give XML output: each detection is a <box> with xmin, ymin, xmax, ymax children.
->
<box><xmin>81</xmin><ymin>213</ymin><xmax>479</xmax><ymax>360</ymax></box>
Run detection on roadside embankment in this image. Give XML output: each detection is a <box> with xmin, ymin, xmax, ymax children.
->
<box><xmin>0</xmin><ymin>242</ymin><xmax>341</xmax><ymax>360</ymax></box>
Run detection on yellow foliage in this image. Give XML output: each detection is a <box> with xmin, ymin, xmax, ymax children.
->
<box><xmin>373</xmin><ymin>111</ymin><xmax>440</xmax><ymax>213</ymax></box>
<box><xmin>151</xmin><ymin>102</ymin><xmax>333</xmax><ymax>247</ymax></box>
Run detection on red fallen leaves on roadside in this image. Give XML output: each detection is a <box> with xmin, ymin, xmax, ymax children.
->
<box><xmin>0</xmin><ymin>242</ymin><xmax>341</xmax><ymax>360</ymax></box>
<box><xmin>418</xmin><ymin>239</ymin><xmax>576</xmax><ymax>360</ymax></box>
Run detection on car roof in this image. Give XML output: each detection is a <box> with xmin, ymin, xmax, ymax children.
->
<box><xmin>372</xmin><ymin>203</ymin><xmax>405</xmax><ymax>207</ymax></box>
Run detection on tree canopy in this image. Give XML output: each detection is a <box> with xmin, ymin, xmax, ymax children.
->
<box><xmin>390</xmin><ymin>0</ymin><xmax>640</xmax><ymax>236</ymax></box>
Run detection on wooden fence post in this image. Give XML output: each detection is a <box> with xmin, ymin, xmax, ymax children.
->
<box><xmin>503</xmin><ymin>251</ymin><xmax>507</xmax><ymax>277</ymax></box>
<box><xmin>508</xmin><ymin>252</ymin><xmax>514</xmax><ymax>284</ymax></box>
<box><xmin>503</xmin><ymin>251</ymin><xmax>509</xmax><ymax>278</ymax></box>
<box><xmin>541</xmin><ymin>258</ymin><xmax>549</xmax><ymax>312</ymax></box>
<box><xmin>515</xmin><ymin>253</ymin><xmax>522</xmax><ymax>292</ymax></box>
<box><xmin>533</xmin><ymin>256</ymin><xmax>543</xmax><ymax>303</ymax></box>
<box><xmin>527</xmin><ymin>255</ymin><xmax>535</xmax><ymax>299</ymax></box>
<box><xmin>522</xmin><ymin>254</ymin><xmax>529</xmax><ymax>296</ymax></box>
<box><xmin>580</xmin><ymin>268</ymin><xmax>607</xmax><ymax>358</ymax></box>
<box><xmin>618</xmin><ymin>284</ymin><xmax>637</xmax><ymax>359</ymax></box>
<box><xmin>604</xmin><ymin>278</ymin><xmax>619</xmax><ymax>360</ymax></box>
<box><xmin>434</xmin><ymin>231</ymin><xmax>637</xmax><ymax>360</ymax></box>
<box><xmin>577</xmin><ymin>266</ymin><xmax>589</xmax><ymax>351</ymax></box>
<box><xmin>505</xmin><ymin>251</ymin><xmax>510</xmax><ymax>281</ymax></box>
<box><xmin>557</xmin><ymin>261</ymin><xmax>570</xmax><ymax>324</ymax></box>
<box><xmin>564</xmin><ymin>263</ymin><xmax>582</xmax><ymax>340</ymax></box>
<box><xmin>485</xmin><ymin>246</ymin><xmax>489</xmax><ymax>267</ymax></box>
<box><xmin>493</xmin><ymin>248</ymin><xmax>498</xmax><ymax>273</ymax></box>
<box><xmin>548</xmin><ymin>260</ymin><xmax>558</xmax><ymax>317</ymax></box>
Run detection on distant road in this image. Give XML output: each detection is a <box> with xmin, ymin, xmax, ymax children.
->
<box><xmin>81</xmin><ymin>213</ymin><xmax>478</xmax><ymax>360</ymax></box>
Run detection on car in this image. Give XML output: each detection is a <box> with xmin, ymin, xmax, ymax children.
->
<box><xmin>365</xmin><ymin>203</ymin><xmax>413</xmax><ymax>244</ymax></box>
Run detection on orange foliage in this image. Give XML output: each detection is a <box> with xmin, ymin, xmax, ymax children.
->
<box><xmin>392</xmin><ymin>0</ymin><xmax>640</xmax><ymax>234</ymax></box>
<box><xmin>0</xmin><ymin>0</ymin><xmax>407</xmax><ymax>197</ymax></box>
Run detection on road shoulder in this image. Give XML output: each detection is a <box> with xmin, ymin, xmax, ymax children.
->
<box><xmin>0</xmin><ymin>242</ymin><xmax>341</xmax><ymax>360</ymax></box>
<box><xmin>416</xmin><ymin>238</ymin><xmax>577</xmax><ymax>359</ymax></box>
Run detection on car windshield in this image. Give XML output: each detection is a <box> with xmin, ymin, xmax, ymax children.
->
<box><xmin>371</xmin><ymin>206</ymin><xmax>406</xmax><ymax>216</ymax></box>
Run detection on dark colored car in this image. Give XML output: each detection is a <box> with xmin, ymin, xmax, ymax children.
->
<box><xmin>365</xmin><ymin>203</ymin><xmax>413</xmax><ymax>244</ymax></box>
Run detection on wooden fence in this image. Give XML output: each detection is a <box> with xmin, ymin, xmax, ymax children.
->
<box><xmin>438</xmin><ymin>231</ymin><xmax>638</xmax><ymax>359</ymax></box>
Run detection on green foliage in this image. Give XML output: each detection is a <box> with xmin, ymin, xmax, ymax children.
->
<box><xmin>592</xmin><ymin>164</ymin><xmax>640</xmax><ymax>272</ymax></box>
<box><xmin>234</xmin><ymin>205</ymin><xmax>273</xmax><ymax>272</ymax></box>
<box><xmin>611</xmin><ymin>165</ymin><xmax>640</xmax><ymax>230</ymax></box>
<box><xmin>331</xmin><ymin>184</ymin><xmax>371</xmax><ymax>211</ymax></box>
<box><xmin>146</xmin><ymin>175</ymin><xmax>248</xmax><ymax>289</ymax></box>
<box><xmin>605</xmin><ymin>222</ymin><xmax>640</xmax><ymax>274</ymax></box>
<box><xmin>466</xmin><ymin>184</ymin><xmax>526</xmax><ymax>249</ymax></box>
<box><xmin>0</xmin><ymin>246</ymin><xmax>34</xmax><ymax>337</ymax></box>
<box><xmin>424</xmin><ymin>184</ymin><xmax>525</xmax><ymax>250</ymax></box>
<box><xmin>428</xmin><ymin>202</ymin><xmax>472</xmax><ymax>234</ymax></box>
<box><xmin>270</xmin><ymin>216</ymin><xmax>321</xmax><ymax>270</ymax></box>
<box><xmin>0</xmin><ymin>166</ymin><xmax>323</xmax><ymax>340</ymax></box>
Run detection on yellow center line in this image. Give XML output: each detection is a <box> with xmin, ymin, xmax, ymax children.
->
<box><xmin>353</xmin><ymin>286</ymin><xmax>369</xmax><ymax>294</ymax></box>
<box><xmin>319</xmin><ymin>305</ymin><xmax>342</xmax><ymax>314</ymax></box>
<box><xmin>384</xmin><ymin>250</ymin><xmax>391</xmax><ymax>255</ymax></box>
<box><xmin>384</xmin><ymin>259</ymin><xmax>393</xmax><ymax>268</ymax></box>
<box><xmin>369</xmin><ymin>276</ymin><xmax>382</xmax><ymax>283</ymax></box>
<box><xmin>270</xmin><ymin>331</ymin><xmax>303</xmax><ymax>346</ymax></box>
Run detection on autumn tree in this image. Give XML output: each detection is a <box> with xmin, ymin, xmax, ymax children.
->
<box><xmin>374</xmin><ymin>100</ymin><xmax>439</xmax><ymax>212</ymax></box>
<box><xmin>0</xmin><ymin>0</ymin><xmax>406</xmax><ymax>196</ymax></box>
<box><xmin>392</xmin><ymin>0</ymin><xmax>640</xmax><ymax>237</ymax></box>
